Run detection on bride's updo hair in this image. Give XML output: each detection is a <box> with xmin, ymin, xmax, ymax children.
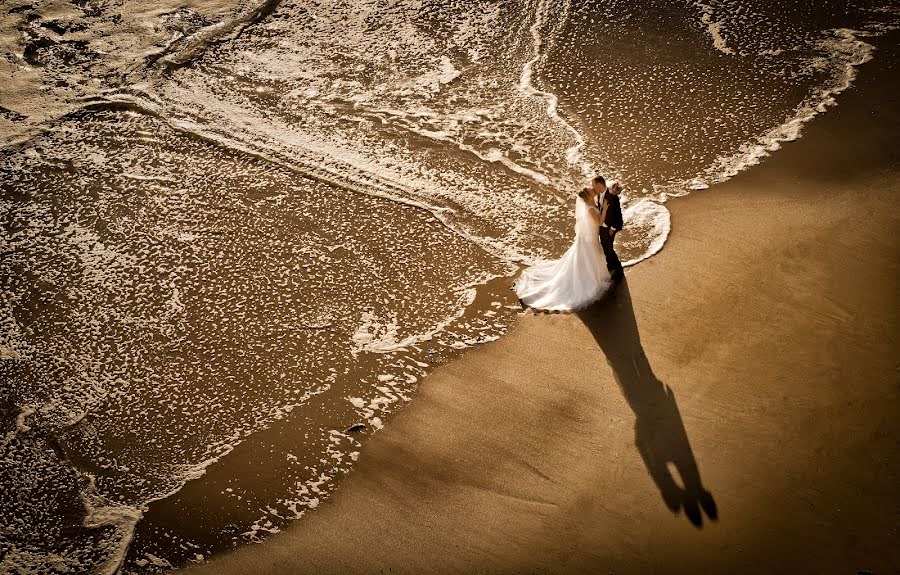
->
<box><xmin>578</xmin><ymin>187</ymin><xmax>591</xmax><ymax>201</ymax></box>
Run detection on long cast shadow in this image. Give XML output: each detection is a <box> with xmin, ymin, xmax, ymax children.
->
<box><xmin>578</xmin><ymin>279</ymin><xmax>718</xmax><ymax>527</ymax></box>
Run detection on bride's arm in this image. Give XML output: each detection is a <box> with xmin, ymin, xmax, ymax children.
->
<box><xmin>596</xmin><ymin>202</ymin><xmax>608</xmax><ymax>226</ymax></box>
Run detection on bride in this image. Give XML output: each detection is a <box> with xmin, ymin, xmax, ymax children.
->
<box><xmin>514</xmin><ymin>185</ymin><xmax>612</xmax><ymax>311</ymax></box>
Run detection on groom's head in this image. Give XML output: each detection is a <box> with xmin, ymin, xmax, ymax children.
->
<box><xmin>592</xmin><ymin>175</ymin><xmax>607</xmax><ymax>193</ymax></box>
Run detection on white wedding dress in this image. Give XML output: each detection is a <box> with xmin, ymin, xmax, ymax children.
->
<box><xmin>514</xmin><ymin>197</ymin><xmax>611</xmax><ymax>311</ymax></box>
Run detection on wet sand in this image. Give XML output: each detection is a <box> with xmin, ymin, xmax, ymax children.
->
<box><xmin>182</xmin><ymin>37</ymin><xmax>899</xmax><ymax>574</ymax></box>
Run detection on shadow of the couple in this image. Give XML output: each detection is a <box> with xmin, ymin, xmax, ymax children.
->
<box><xmin>578</xmin><ymin>279</ymin><xmax>718</xmax><ymax>527</ymax></box>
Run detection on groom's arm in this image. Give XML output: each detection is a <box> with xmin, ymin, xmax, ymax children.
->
<box><xmin>606</xmin><ymin>197</ymin><xmax>620</xmax><ymax>235</ymax></box>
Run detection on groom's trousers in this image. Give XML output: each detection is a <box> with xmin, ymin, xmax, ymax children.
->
<box><xmin>600</xmin><ymin>227</ymin><xmax>622</xmax><ymax>273</ymax></box>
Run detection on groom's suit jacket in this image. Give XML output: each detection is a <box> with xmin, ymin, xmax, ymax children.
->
<box><xmin>597</xmin><ymin>191</ymin><xmax>624</xmax><ymax>231</ymax></box>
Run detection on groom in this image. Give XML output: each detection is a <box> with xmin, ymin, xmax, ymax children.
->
<box><xmin>593</xmin><ymin>175</ymin><xmax>624</xmax><ymax>280</ymax></box>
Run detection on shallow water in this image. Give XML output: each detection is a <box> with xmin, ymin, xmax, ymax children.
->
<box><xmin>1</xmin><ymin>0</ymin><xmax>897</xmax><ymax>572</ymax></box>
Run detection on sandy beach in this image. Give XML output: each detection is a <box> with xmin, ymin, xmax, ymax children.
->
<box><xmin>180</xmin><ymin>30</ymin><xmax>899</xmax><ymax>575</ymax></box>
<box><xmin>3</xmin><ymin>2</ymin><xmax>898</xmax><ymax>572</ymax></box>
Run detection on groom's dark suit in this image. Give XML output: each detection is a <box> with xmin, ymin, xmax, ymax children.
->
<box><xmin>597</xmin><ymin>190</ymin><xmax>624</xmax><ymax>275</ymax></box>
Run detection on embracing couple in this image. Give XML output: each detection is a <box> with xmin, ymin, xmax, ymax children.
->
<box><xmin>514</xmin><ymin>175</ymin><xmax>624</xmax><ymax>311</ymax></box>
